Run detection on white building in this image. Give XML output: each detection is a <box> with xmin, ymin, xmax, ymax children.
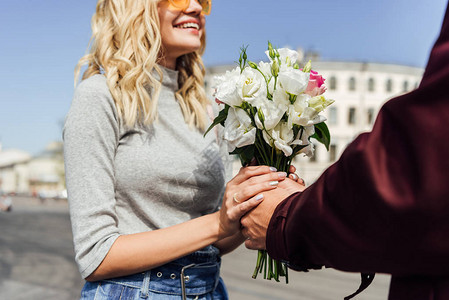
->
<box><xmin>0</xmin><ymin>144</ymin><xmax>31</xmax><ymax>194</ymax></box>
<box><xmin>0</xmin><ymin>142</ymin><xmax>65</xmax><ymax>197</ymax></box>
<box><xmin>205</xmin><ymin>58</ymin><xmax>423</xmax><ymax>183</ymax></box>
<box><xmin>28</xmin><ymin>141</ymin><xmax>65</xmax><ymax>198</ymax></box>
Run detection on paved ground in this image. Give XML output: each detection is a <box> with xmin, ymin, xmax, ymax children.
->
<box><xmin>0</xmin><ymin>196</ymin><xmax>391</xmax><ymax>300</ymax></box>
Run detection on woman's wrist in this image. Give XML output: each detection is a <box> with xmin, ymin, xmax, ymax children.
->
<box><xmin>214</xmin><ymin>230</ymin><xmax>246</xmax><ymax>255</ymax></box>
<box><xmin>216</xmin><ymin>209</ymin><xmax>243</xmax><ymax>240</ymax></box>
<box><xmin>213</xmin><ymin>210</ymin><xmax>230</xmax><ymax>240</ymax></box>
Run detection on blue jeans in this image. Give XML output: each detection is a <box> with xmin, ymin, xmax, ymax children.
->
<box><xmin>80</xmin><ymin>246</ymin><xmax>228</xmax><ymax>300</ymax></box>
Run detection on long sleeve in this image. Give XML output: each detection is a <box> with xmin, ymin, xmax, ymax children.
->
<box><xmin>63</xmin><ymin>75</ymin><xmax>121</xmax><ymax>279</ymax></box>
<box><xmin>266</xmin><ymin>5</ymin><xmax>449</xmax><ymax>277</ymax></box>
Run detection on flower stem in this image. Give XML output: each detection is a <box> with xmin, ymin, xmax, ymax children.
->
<box><xmin>268</xmin><ymin>257</ymin><xmax>273</xmax><ymax>280</ymax></box>
<box><xmin>249</xmin><ymin>130</ymin><xmax>290</xmax><ymax>284</ymax></box>
<box><xmin>274</xmin><ymin>260</ymin><xmax>279</xmax><ymax>281</ymax></box>
<box><xmin>263</xmin><ymin>251</ymin><xmax>268</xmax><ymax>279</ymax></box>
<box><xmin>252</xmin><ymin>250</ymin><xmax>263</xmax><ymax>279</ymax></box>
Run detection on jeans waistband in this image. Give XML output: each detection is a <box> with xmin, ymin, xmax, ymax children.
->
<box><xmin>103</xmin><ymin>246</ymin><xmax>221</xmax><ymax>297</ymax></box>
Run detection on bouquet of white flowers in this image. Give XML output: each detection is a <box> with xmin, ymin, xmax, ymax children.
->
<box><xmin>205</xmin><ymin>42</ymin><xmax>334</xmax><ymax>282</ymax></box>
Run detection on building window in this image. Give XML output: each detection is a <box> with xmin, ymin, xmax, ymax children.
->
<box><xmin>328</xmin><ymin>107</ymin><xmax>338</xmax><ymax>125</ymax></box>
<box><xmin>329</xmin><ymin>144</ymin><xmax>337</xmax><ymax>162</ymax></box>
<box><xmin>348</xmin><ymin>77</ymin><xmax>356</xmax><ymax>91</ymax></box>
<box><xmin>368</xmin><ymin>78</ymin><xmax>375</xmax><ymax>92</ymax></box>
<box><xmin>386</xmin><ymin>79</ymin><xmax>393</xmax><ymax>92</ymax></box>
<box><xmin>403</xmin><ymin>80</ymin><xmax>409</xmax><ymax>92</ymax></box>
<box><xmin>367</xmin><ymin>108</ymin><xmax>375</xmax><ymax>125</ymax></box>
<box><xmin>348</xmin><ymin>107</ymin><xmax>356</xmax><ymax>125</ymax></box>
<box><xmin>329</xmin><ymin>76</ymin><xmax>337</xmax><ymax>90</ymax></box>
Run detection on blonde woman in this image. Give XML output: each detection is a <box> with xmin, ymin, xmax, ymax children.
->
<box><xmin>64</xmin><ymin>0</ymin><xmax>292</xmax><ymax>299</ymax></box>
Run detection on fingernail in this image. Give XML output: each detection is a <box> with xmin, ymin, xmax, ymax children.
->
<box><xmin>278</xmin><ymin>172</ymin><xmax>287</xmax><ymax>179</ymax></box>
<box><xmin>255</xmin><ymin>194</ymin><xmax>264</xmax><ymax>201</ymax></box>
<box><xmin>290</xmin><ymin>173</ymin><xmax>298</xmax><ymax>180</ymax></box>
<box><xmin>269</xmin><ymin>167</ymin><xmax>277</xmax><ymax>172</ymax></box>
<box><xmin>269</xmin><ymin>181</ymin><xmax>279</xmax><ymax>186</ymax></box>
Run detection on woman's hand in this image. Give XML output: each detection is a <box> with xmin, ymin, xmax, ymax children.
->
<box><xmin>217</xmin><ymin>166</ymin><xmax>288</xmax><ymax>239</ymax></box>
<box><xmin>288</xmin><ymin>165</ymin><xmax>305</xmax><ymax>185</ymax></box>
<box><xmin>250</xmin><ymin>158</ymin><xmax>305</xmax><ymax>185</ymax></box>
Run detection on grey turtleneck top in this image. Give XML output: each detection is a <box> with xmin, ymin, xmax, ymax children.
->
<box><xmin>63</xmin><ymin>67</ymin><xmax>230</xmax><ymax>279</ymax></box>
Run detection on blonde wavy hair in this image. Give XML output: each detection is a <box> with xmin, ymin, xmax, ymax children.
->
<box><xmin>75</xmin><ymin>0</ymin><xmax>209</xmax><ymax>130</ymax></box>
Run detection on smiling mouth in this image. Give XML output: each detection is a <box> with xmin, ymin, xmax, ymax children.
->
<box><xmin>174</xmin><ymin>22</ymin><xmax>200</xmax><ymax>30</ymax></box>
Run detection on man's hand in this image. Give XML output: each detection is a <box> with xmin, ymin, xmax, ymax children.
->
<box><xmin>241</xmin><ymin>178</ymin><xmax>306</xmax><ymax>250</ymax></box>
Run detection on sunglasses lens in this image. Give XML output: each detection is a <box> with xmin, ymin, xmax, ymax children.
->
<box><xmin>199</xmin><ymin>0</ymin><xmax>211</xmax><ymax>15</ymax></box>
<box><xmin>168</xmin><ymin>0</ymin><xmax>189</xmax><ymax>9</ymax></box>
<box><xmin>167</xmin><ymin>0</ymin><xmax>211</xmax><ymax>15</ymax></box>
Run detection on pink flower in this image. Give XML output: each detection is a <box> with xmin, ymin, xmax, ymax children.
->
<box><xmin>305</xmin><ymin>70</ymin><xmax>326</xmax><ymax>96</ymax></box>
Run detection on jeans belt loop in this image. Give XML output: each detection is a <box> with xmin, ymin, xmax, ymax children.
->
<box><xmin>181</xmin><ymin>263</ymin><xmax>196</xmax><ymax>300</ymax></box>
<box><xmin>140</xmin><ymin>271</ymin><xmax>151</xmax><ymax>299</ymax></box>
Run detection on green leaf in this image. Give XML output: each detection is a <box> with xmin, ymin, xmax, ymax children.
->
<box><xmin>292</xmin><ymin>144</ymin><xmax>309</xmax><ymax>156</ymax></box>
<box><xmin>292</xmin><ymin>124</ymin><xmax>301</xmax><ymax>139</ymax></box>
<box><xmin>311</xmin><ymin>122</ymin><xmax>331</xmax><ymax>151</ymax></box>
<box><xmin>230</xmin><ymin>145</ymin><xmax>255</xmax><ymax>166</ymax></box>
<box><xmin>203</xmin><ymin>105</ymin><xmax>229</xmax><ymax>137</ymax></box>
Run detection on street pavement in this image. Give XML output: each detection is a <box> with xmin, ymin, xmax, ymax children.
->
<box><xmin>0</xmin><ymin>197</ymin><xmax>391</xmax><ymax>300</ymax></box>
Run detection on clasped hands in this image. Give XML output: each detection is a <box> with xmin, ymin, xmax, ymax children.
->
<box><xmin>218</xmin><ymin>165</ymin><xmax>305</xmax><ymax>251</ymax></box>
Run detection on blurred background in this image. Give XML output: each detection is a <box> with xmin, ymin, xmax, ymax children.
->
<box><xmin>0</xmin><ymin>0</ymin><xmax>448</xmax><ymax>299</ymax></box>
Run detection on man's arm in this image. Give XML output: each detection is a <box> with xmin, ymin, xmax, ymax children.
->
<box><xmin>242</xmin><ymin>4</ymin><xmax>449</xmax><ymax>276</ymax></box>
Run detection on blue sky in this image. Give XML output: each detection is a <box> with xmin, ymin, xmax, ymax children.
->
<box><xmin>0</xmin><ymin>0</ymin><xmax>447</xmax><ymax>155</ymax></box>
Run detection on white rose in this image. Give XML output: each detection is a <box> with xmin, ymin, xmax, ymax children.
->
<box><xmin>288</xmin><ymin>94</ymin><xmax>327</xmax><ymax>127</ymax></box>
<box><xmin>255</xmin><ymin>99</ymin><xmax>288</xmax><ymax>131</ymax></box>
<box><xmin>256</xmin><ymin>61</ymin><xmax>275</xmax><ymax>99</ymax></box>
<box><xmin>223</xmin><ymin>107</ymin><xmax>256</xmax><ymax>152</ymax></box>
<box><xmin>295</xmin><ymin>96</ymin><xmax>333</xmax><ymax>126</ymax></box>
<box><xmin>277</xmin><ymin>48</ymin><xmax>299</xmax><ymax>66</ymax></box>
<box><xmin>291</xmin><ymin>125</ymin><xmax>315</xmax><ymax>157</ymax></box>
<box><xmin>214</xmin><ymin>67</ymin><xmax>243</xmax><ymax>107</ymax></box>
<box><xmin>308</xmin><ymin>95</ymin><xmax>335</xmax><ymax>113</ymax></box>
<box><xmin>277</xmin><ymin>68</ymin><xmax>309</xmax><ymax>96</ymax></box>
<box><xmin>258</xmin><ymin>61</ymin><xmax>272</xmax><ymax>79</ymax></box>
<box><xmin>265</xmin><ymin>47</ymin><xmax>299</xmax><ymax>66</ymax></box>
<box><xmin>299</xmin><ymin>107</ymin><xmax>327</xmax><ymax>126</ymax></box>
<box><xmin>299</xmin><ymin>143</ymin><xmax>315</xmax><ymax>157</ymax></box>
<box><xmin>262</xmin><ymin>122</ymin><xmax>294</xmax><ymax>157</ymax></box>
<box><xmin>237</xmin><ymin>68</ymin><xmax>267</xmax><ymax>106</ymax></box>
<box><xmin>272</xmin><ymin>88</ymin><xmax>290</xmax><ymax>107</ymax></box>
<box><xmin>287</xmin><ymin>94</ymin><xmax>309</xmax><ymax>127</ymax></box>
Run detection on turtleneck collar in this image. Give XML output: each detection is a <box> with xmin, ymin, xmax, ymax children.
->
<box><xmin>156</xmin><ymin>64</ymin><xmax>179</xmax><ymax>91</ymax></box>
